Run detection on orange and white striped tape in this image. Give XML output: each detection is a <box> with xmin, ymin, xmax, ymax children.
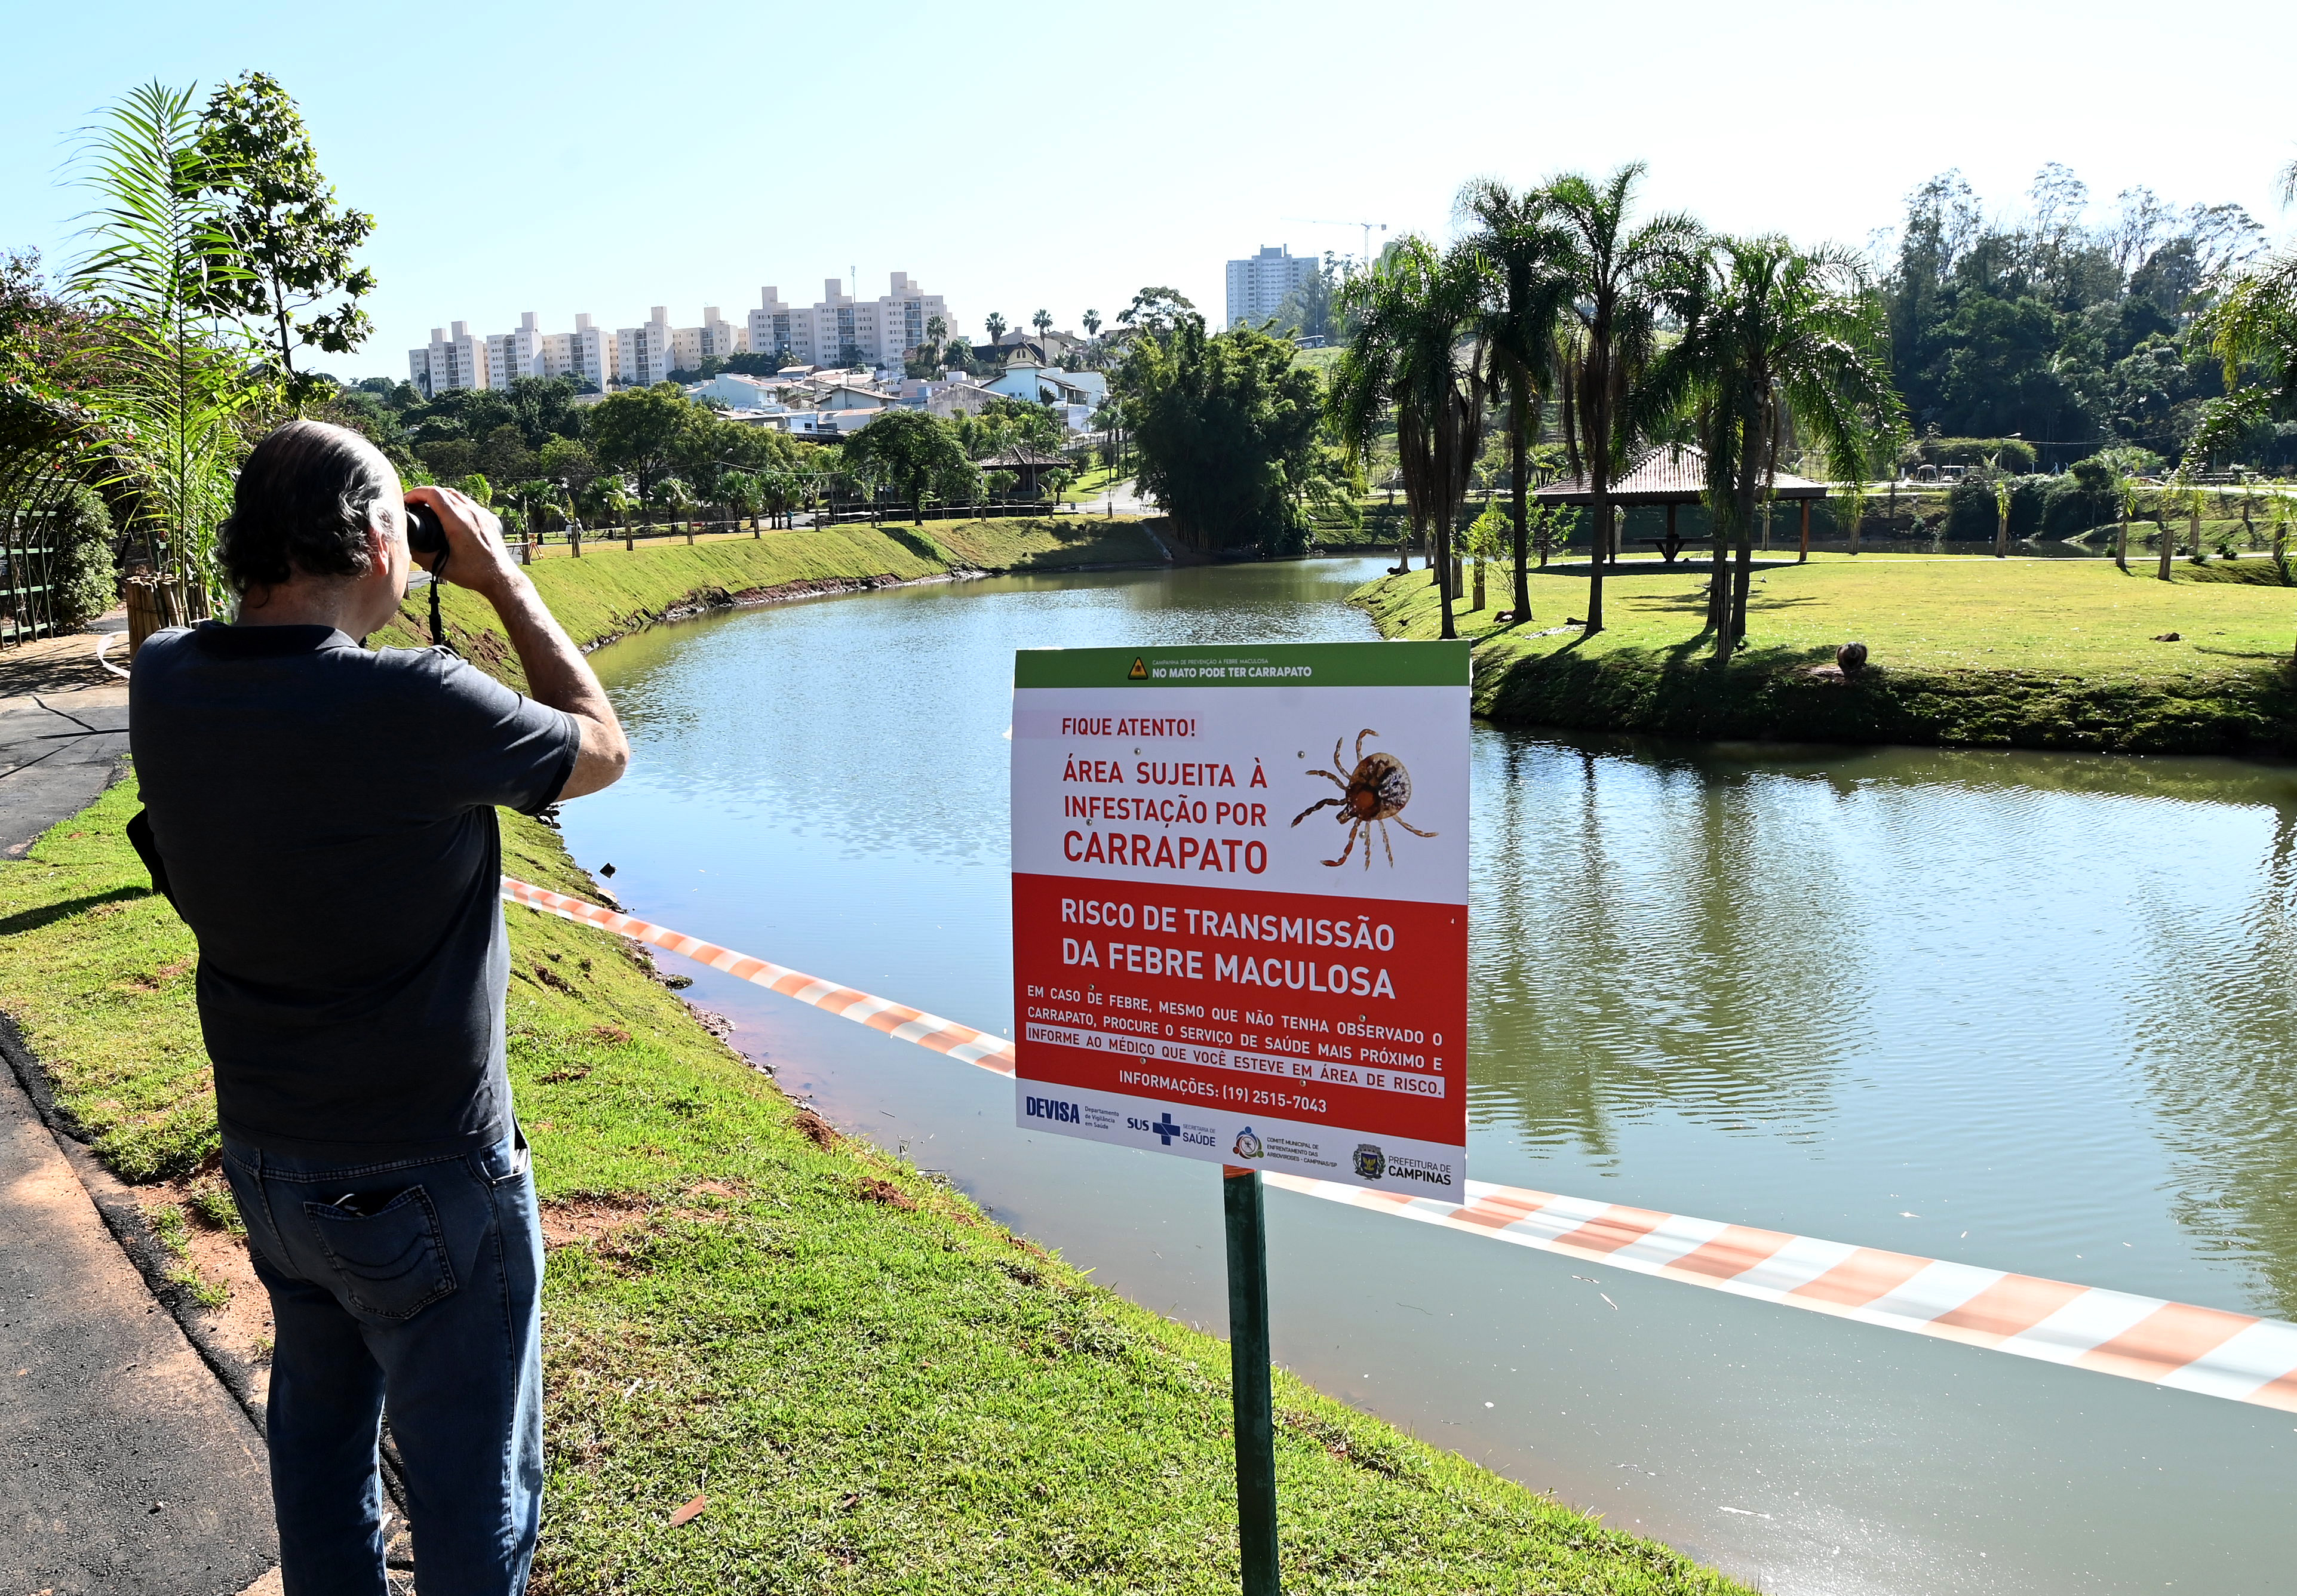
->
<box><xmin>502</xmin><ymin>876</ymin><xmax>2297</xmax><ymax>1412</ymax></box>
<box><xmin>499</xmin><ymin>877</ymin><xmax>1015</xmax><ymax>1074</ymax></box>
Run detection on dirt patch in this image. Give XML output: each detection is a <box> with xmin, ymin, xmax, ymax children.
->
<box><xmin>791</xmin><ymin>1108</ymin><xmax>839</xmax><ymax>1148</ymax></box>
<box><xmin>120</xmin><ymin>956</ymin><xmax>194</xmax><ymax>992</ymax></box>
<box><xmin>855</xmin><ymin>1177</ymin><xmax>916</xmax><ymax>1211</ymax></box>
<box><xmin>588</xmin><ymin>1025</ymin><xmax>631</xmax><ymax>1045</ymax></box>
<box><xmin>529</xmin><ymin>962</ymin><xmax>578</xmax><ymax>995</ymax></box>
<box><xmin>539</xmin><ymin>1178</ymin><xmax>753</xmax><ymax>1251</ymax></box>
<box><xmin>539</xmin><ymin>1193</ymin><xmax>653</xmax><ymax>1250</ymax></box>
<box><xmin>140</xmin><ymin>1168</ymin><xmax>275</xmax><ymax>1407</ymax></box>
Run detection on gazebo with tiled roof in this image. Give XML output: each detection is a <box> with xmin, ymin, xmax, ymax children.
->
<box><xmin>973</xmin><ymin>444</ymin><xmax>1070</xmax><ymax>498</ymax></box>
<box><xmin>1536</xmin><ymin>444</ymin><xmax>1829</xmax><ymax>565</ymax></box>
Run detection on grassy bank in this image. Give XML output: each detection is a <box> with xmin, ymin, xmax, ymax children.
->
<box><xmin>379</xmin><ymin>517</ymin><xmax>1166</xmax><ymax>690</ymax></box>
<box><xmin>1358</xmin><ymin>554</ymin><xmax>2297</xmax><ymax>755</ymax></box>
<box><xmin>0</xmin><ymin>543</ymin><xmax>1751</xmax><ymax>1589</ymax></box>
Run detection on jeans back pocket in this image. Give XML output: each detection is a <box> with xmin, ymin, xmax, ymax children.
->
<box><xmin>302</xmin><ymin>1186</ymin><xmax>457</xmax><ymax>1320</ymax></box>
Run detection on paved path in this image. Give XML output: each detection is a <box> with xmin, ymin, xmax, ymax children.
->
<box><xmin>1</xmin><ymin>619</ymin><xmax>130</xmax><ymax>859</ymax></box>
<box><xmin>0</xmin><ymin>1050</ymin><xmax>278</xmax><ymax>1594</ymax></box>
<box><xmin>0</xmin><ymin>619</ymin><xmax>282</xmax><ymax>1594</ymax></box>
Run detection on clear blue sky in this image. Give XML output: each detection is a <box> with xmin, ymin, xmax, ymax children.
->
<box><xmin>6</xmin><ymin>0</ymin><xmax>2292</xmax><ymax>382</ymax></box>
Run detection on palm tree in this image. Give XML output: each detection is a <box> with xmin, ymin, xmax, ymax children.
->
<box><xmin>925</xmin><ymin>313</ymin><xmax>946</xmax><ymax>363</ymax></box>
<box><xmin>1032</xmin><ymin>309</ymin><xmax>1054</xmax><ymax>346</ymax></box>
<box><xmin>1543</xmin><ymin>164</ymin><xmax>1704</xmax><ymax>634</ymax></box>
<box><xmin>1651</xmin><ymin>235</ymin><xmax>1903</xmax><ymax>663</ymax></box>
<box><xmin>67</xmin><ymin>81</ymin><xmax>259</xmax><ymax>616</ymax></box>
<box><xmin>1083</xmin><ymin>309</ymin><xmax>1101</xmax><ymax>342</ymax></box>
<box><xmin>985</xmin><ymin>311</ymin><xmax>1008</xmax><ymax>346</ymax></box>
<box><xmin>1458</xmin><ymin>177</ymin><xmax>1573</xmax><ymax>624</ymax></box>
<box><xmin>1330</xmin><ymin>236</ymin><xmax>1485</xmax><ymax>639</ymax></box>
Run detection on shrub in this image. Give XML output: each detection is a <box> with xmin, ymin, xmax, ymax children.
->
<box><xmin>2042</xmin><ymin>459</ymin><xmax>2121</xmax><ymax>539</ymax></box>
<box><xmin>1917</xmin><ymin>436</ymin><xmax>2039</xmax><ymax>473</ymax></box>
<box><xmin>1944</xmin><ymin>473</ymin><xmax>2046</xmax><ymax>540</ymax></box>
<box><xmin>49</xmin><ymin>483</ymin><xmax>118</xmax><ymax>629</ymax></box>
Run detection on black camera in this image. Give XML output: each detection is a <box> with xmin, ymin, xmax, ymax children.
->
<box><xmin>404</xmin><ymin>499</ymin><xmax>446</xmax><ymax>558</ymax></box>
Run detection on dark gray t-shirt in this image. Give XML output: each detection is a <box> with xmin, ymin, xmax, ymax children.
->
<box><xmin>130</xmin><ymin>622</ymin><xmax>580</xmax><ymax>1159</ymax></box>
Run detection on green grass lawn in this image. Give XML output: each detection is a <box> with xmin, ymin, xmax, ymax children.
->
<box><xmin>0</xmin><ymin>534</ymin><xmax>1756</xmax><ymax>1592</ymax></box>
<box><xmin>1359</xmin><ymin>553</ymin><xmax>2297</xmax><ymax>754</ymax></box>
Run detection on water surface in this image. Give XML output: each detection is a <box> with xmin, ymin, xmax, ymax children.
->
<box><xmin>560</xmin><ymin>558</ymin><xmax>2297</xmax><ymax>1594</ymax></box>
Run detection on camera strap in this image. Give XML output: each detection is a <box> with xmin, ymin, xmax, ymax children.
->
<box><xmin>428</xmin><ymin>549</ymin><xmax>457</xmax><ymax>656</ymax></box>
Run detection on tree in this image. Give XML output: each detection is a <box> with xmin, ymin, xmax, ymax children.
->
<box><xmin>1459</xmin><ymin>177</ymin><xmax>1573</xmax><ymax>622</ymax></box>
<box><xmin>1118</xmin><ymin>313</ymin><xmax>1324</xmax><ymax>556</ymax></box>
<box><xmin>68</xmin><ymin>81</ymin><xmax>262</xmax><ymax>611</ymax></box>
<box><xmin>589</xmin><ymin>383</ymin><xmax>701</xmax><ymax>502</ymax></box>
<box><xmin>537</xmin><ymin>436</ymin><xmax>600</xmax><ymax>499</ymax></box>
<box><xmin>194</xmin><ymin>72</ymin><xmax>373</xmax><ymax>405</ymax></box>
<box><xmin>985</xmin><ymin>311</ymin><xmax>1008</xmax><ymax>345</ymax></box>
<box><xmin>842</xmin><ymin>409</ymin><xmax>978</xmax><ymax>523</ymax></box>
<box><xmin>50</xmin><ymin>483</ymin><xmax>119</xmax><ymax>628</ymax></box>
<box><xmin>1032</xmin><ymin>309</ymin><xmax>1053</xmax><ymax>342</ymax></box>
<box><xmin>1330</xmin><ymin>236</ymin><xmax>1485</xmax><ymax>638</ymax></box>
<box><xmin>1082</xmin><ymin>309</ymin><xmax>1101</xmax><ymax>341</ymax></box>
<box><xmin>1653</xmin><ymin>235</ymin><xmax>1903</xmax><ymax>662</ymax></box>
<box><xmin>1116</xmin><ymin>287</ymin><xmax>1195</xmax><ymax>337</ymax></box>
<box><xmin>925</xmin><ymin>313</ymin><xmax>946</xmax><ymax>358</ymax></box>
<box><xmin>1545</xmin><ymin>163</ymin><xmax>1705</xmax><ymax>635</ymax></box>
<box><xmin>1271</xmin><ymin>252</ymin><xmax>1350</xmax><ymax>342</ymax></box>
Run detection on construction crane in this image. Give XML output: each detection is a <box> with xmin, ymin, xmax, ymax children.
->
<box><xmin>1282</xmin><ymin>217</ymin><xmax>1389</xmax><ymax>270</ymax></box>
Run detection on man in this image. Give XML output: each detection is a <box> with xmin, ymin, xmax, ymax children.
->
<box><xmin>130</xmin><ymin>419</ymin><xmax>628</xmax><ymax>1596</ymax></box>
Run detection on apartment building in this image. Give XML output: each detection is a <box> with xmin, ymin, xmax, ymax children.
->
<box><xmin>1224</xmin><ymin>244</ymin><xmax>1318</xmax><ymax>328</ymax></box>
<box><xmin>744</xmin><ymin>273</ymin><xmax>950</xmax><ymax>368</ymax></box>
<box><xmin>420</xmin><ymin>275</ymin><xmax>949</xmax><ymax>399</ymax></box>
<box><xmin>407</xmin><ymin>321</ymin><xmax>488</xmax><ymax>396</ymax></box>
<box><xmin>485</xmin><ymin>312</ymin><xmax>545</xmax><ymax>389</ymax></box>
<box><xmin>748</xmin><ymin>288</ymin><xmax>804</xmax><ymax>365</ymax></box>
<box><xmin>698</xmin><ymin>306</ymin><xmax>747</xmax><ymax>361</ymax></box>
<box><xmin>615</xmin><ymin>307</ymin><xmax>679</xmax><ymax>388</ymax></box>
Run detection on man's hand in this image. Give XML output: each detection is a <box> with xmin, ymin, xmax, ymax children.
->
<box><xmin>405</xmin><ymin>485</ymin><xmax>629</xmax><ymax>800</ymax></box>
<box><xmin>406</xmin><ymin>484</ymin><xmax>523</xmax><ymax>604</ymax></box>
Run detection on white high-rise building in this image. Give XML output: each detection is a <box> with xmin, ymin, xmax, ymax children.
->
<box><xmin>698</xmin><ymin>305</ymin><xmax>747</xmax><ymax>361</ymax></box>
<box><xmin>744</xmin><ymin>273</ymin><xmax>949</xmax><ymax>370</ymax></box>
<box><xmin>407</xmin><ymin>320</ymin><xmax>488</xmax><ymax>396</ymax></box>
<box><xmin>571</xmin><ymin>314</ymin><xmax>615</xmax><ymax>390</ymax></box>
<box><xmin>1224</xmin><ymin>245</ymin><xmax>1318</xmax><ymax>329</ymax></box>
<box><xmin>875</xmin><ymin>272</ymin><xmax>947</xmax><ymax>365</ymax></box>
<box><xmin>748</xmin><ymin>288</ymin><xmax>804</xmax><ymax>365</ymax></box>
<box><xmin>539</xmin><ymin>314</ymin><xmax>616</xmax><ymax>390</ymax></box>
<box><xmin>616</xmin><ymin>307</ymin><xmax>678</xmax><ymax>388</ymax></box>
<box><xmin>485</xmin><ymin>312</ymin><xmax>545</xmax><ymax>389</ymax></box>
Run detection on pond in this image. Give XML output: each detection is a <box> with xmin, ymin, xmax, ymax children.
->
<box><xmin>558</xmin><ymin>555</ymin><xmax>2297</xmax><ymax>1594</ymax></box>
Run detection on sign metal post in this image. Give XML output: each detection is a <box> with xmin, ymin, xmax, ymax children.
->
<box><xmin>1223</xmin><ymin>1165</ymin><xmax>1280</xmax><ymax>1595</ymax></box>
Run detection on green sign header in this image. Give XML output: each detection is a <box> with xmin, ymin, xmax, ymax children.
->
<box><xmin>1014</xmin><ymin>640</ymin><xmax>1467</xmax><ymax>690</ymax></box>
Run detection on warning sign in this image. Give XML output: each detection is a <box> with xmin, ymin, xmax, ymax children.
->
<box><xmin>1011</xmin><ymin>641</ymin><xmax>1469</xmax><ymax>1191</ymax></box>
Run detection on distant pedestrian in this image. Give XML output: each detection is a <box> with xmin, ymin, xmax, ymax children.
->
<box><xmin>130</xmin><ymin>419</ymin><xmax>629</xmax><ymax>1595</ymax></box>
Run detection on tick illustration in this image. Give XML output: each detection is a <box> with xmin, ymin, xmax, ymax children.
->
<box><xmin>1291</xmin><ymin>728</ymin><xmax>1436</xmax><ymax>868</ymax></box>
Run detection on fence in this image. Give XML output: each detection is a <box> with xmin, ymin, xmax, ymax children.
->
<box><xmin>0</xmin><ymin>506</ymin><xmax>64</xmax><ymax>650</ymax></box>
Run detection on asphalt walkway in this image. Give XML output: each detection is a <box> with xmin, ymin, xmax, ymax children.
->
<box><xmin>0</xmin><ymin>619</ymin><xmax>282</xmax><ymax>1595</ymax></box>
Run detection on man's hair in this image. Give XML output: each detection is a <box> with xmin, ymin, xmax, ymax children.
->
<box><xmin>217</xmin><ymin>420</ymin><xmax>394</xmax><ymax>594</ymax></box>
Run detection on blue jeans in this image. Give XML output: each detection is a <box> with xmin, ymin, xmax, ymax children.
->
<box><xmin>222</xmin><ymin>1130</ymin><xmax>543</xmax><ymax>1596</ymax></box>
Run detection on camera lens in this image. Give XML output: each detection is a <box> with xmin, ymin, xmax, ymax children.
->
<box><xmin>404</xmin><ymin>500</ymin><xmax>446</xmax><ymax>555</ymax></box>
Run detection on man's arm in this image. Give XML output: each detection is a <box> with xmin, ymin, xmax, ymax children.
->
<box><xmin>407</xmin><ymin>485</ymin><xmax>629</xmax><ymax>801</ymax></box>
